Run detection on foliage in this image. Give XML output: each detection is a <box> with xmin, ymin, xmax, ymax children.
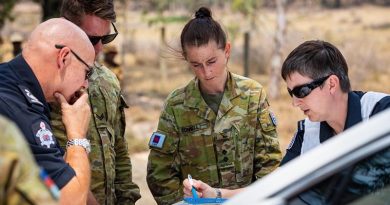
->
<box><xmin>0</xmin><ymin>0</ymin><xmax>17</xmax><ymax>29</ymax></box>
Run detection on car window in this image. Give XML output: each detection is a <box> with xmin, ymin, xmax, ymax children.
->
<box><xmin>287</xmin><ymin>145</ymin><xmax>390</xmax><ymax>205</ymax></box>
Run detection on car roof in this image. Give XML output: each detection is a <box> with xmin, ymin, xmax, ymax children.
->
<box><xmin>225</xmin><ymin>108</ymin><xmax>390</xmax><ymax>205</ymax></box>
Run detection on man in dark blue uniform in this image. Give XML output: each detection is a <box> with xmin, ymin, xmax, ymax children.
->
<box><xmin>0</xmin><ymin>18</ymin><xmax>95</xmax><ymax>204</ymax></box>
<box><xmin>280</xmin><ymin>40</ymin><xmax>390</xmax><ymax>165</ymax></box>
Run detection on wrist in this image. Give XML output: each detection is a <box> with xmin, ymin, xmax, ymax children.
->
<box><xmin>66</xmin><ymin>138</ymin><xmax>91</xmax><ymax>154</ymax></box>
<box><xmin>214</xmin><ymin>188</ymin><xmax>222</xmax><ymax>198</ymax></box>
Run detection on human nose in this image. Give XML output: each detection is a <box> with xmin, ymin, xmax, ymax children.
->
<box><xmin>83</xmin><ymin>79</ymin><xmax>89</xmax><ymax>89</ymax></box>
<box><xmin>94</xmin><ymin>41</ymin><xmax>103</xmax><ymax>56</ymax></box>
<box><xmin>203</xmin><ymin>65</ymin><xmax>213</xmax><ymax>77</ymax></box>
<box><xmin>291</xmin><ymin>96</ymin><xmax>301</xmax><ymax>107</ymax></box>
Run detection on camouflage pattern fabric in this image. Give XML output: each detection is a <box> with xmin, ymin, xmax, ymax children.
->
<box><xmin>109</xmin><ymin>65</ymin><xmax>123</xmax><ymax>83</ymax></box>
<box><xmin>50</xmin><ymin>62</ymin><xmax>140</xmax><ymax>205</ymax></box>
<box><xmin>0</xmin><ymin>116</ymin><xmax>58</xmax><ymax>205</ymax></box>
<box><xmin>147</xmin><ymin>72</ymin><xmax>282</xmax><ymax>205</ymax></box>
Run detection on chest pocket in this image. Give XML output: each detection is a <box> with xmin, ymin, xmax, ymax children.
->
<box><xmin>178</xmin><ymin>123</ymin><xmax>220</xmax><ymax>187</ymax></box>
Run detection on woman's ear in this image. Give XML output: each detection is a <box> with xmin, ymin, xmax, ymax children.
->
<box><xmin>224</xmin><ymin>42</ymin><xmax>231</xmax><ymax>62</ymax></box>
<box><xmin>328</xmin><ymin>74</ymin><xmax>340</xmax><ymax>94</ymax></box>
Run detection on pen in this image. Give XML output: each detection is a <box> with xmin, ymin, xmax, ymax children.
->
<box><xmin>188</xmin><ymin>174</ymin><xmax>199</xmax><ymax>198</ymax></box>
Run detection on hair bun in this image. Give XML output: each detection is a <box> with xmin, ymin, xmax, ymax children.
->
<box><xmin>195</xmin><ymin>7</ymin><xmax>212</xmax><ymax>19</ymax></box>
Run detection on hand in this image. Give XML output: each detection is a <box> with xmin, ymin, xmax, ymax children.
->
<box><xmin>55</xmin><ymin>91</ymin><xmax>91</xmax><ymax>140</ymax></box>
<box><xmin>183</xmin><ymin>178</ymin><xmax>216</xmax><ymax>198</ymax></box>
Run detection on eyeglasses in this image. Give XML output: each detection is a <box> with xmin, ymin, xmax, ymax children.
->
<box><xmin>55</xmin><ymin>44</ymin><xmax>94</xmax><ymax>80</ymax></box>
<box><xmin>287</xmin><ymin>75</ymin><xmax>331</xmax><ymax>98</ymax></box>
<box><xmin>88</xmin><ymin>22</ymin><xmax>118</xmax><ymax>46</ymax></box>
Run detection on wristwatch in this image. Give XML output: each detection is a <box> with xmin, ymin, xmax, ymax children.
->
<box><xmin>66</xmin><ymin>139</ymin><xmax>91</xmax><ymax>154</ymax></box>
<box><xmin>215</xmin><ymin>188</ymin><xmax>222</xmax><ymax>198</ymax></box>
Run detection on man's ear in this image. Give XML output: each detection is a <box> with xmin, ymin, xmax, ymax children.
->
<box><xmin>56</xmin><ymin>47</ymin><xmax>71</xmax><ymax>70</ymax></box>
<box><xmin>328</xmin><ymin>74</ymin><xmax>340</xmax><ymax>94</ymax></box>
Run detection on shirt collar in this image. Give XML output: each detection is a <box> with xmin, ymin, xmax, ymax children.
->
<box><xmin>320</xmin><ymin>91</ymin><xmax>363</xmax><ymax>142</ymax></box>
<box><xmin>9</xmin><ymin>55</ymin><xmax>50</xmax><ymax>114</ymax></box>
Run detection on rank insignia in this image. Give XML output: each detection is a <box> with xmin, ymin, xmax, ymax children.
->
<box><xmin>149</xmin><ymin>132</ymin><xmax>166</xmax><ymax>149</ymax></box>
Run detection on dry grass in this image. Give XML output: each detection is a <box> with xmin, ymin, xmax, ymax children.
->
<box><xmin>121</xmin><ymin>5</ymin><xmax>390</xmax><ymax>155</ymax></box>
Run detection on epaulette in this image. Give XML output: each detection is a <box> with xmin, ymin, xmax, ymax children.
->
<box><xmin>298</xmin><ymin>120</ymin><xmax>305</xmax><ymax>132</ymax></box>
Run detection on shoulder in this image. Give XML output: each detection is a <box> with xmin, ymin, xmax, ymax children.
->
<box><xmin>163</xmin><ymin>79</ymin><xmax>195</xmax><ymax>107</ymax></box>
<box><xmin>232</xmin><ymin>73</ymin><xmax>264</xmax><ymax>92</ymax></box>
<box><xmin>90</xmin><ymin>63</ymin><xmax>121</xmax><ymax>91</ymax></box>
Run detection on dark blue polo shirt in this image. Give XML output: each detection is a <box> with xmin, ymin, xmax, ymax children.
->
<box><xmin>0</xmin><ymin>55</ymin><xmax>75</xmax><ymax>188</ymax></box>
<box><xmin>280</xmin><ymin>91</ymin><xmax>390</xmax><ymax>166</ymax></box>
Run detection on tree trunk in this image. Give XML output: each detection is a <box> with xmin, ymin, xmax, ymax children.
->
<box><xmin>268</xmin><ymin>0</ymin><xmax>287</xmax><ymax>99</ymax></box>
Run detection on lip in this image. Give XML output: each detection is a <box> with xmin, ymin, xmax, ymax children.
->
<box><xmin>303</xmin><ymin>109</ymin><xmax>310</xmax><ymax>115</ymax></box>
<box><xmin>205</xmin><ymin>77</ymin><xmax>215</xmax><ymax>81</ymax></box>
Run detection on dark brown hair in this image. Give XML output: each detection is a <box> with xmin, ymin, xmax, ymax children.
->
<box><xmin>180</xmin><ymin>7</ymin><xmax>227</xmax><ymax>58</ymax></box>
<box><xmin>60</xmin><ymin>0</ymin><xmax>116</xmax><ymax>26</ymax></box>
<box><xmin>281</xmin><ymin>40</ymin><xmax>351</xmax><ymax>92</ymax></box>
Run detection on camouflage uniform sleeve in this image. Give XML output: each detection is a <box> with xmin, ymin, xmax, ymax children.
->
<box><xmin>0</xmin><ymin>117</ymin><xmax>58</xmax><ymax>205</ymax></box>
<box><xmin>147</xmin><ymin>103</ymin><xmax>182</xmax><ymax>205</ymax></box>
<box><xmin>254</xmin><ymin>88</ymin><xmax>282</xmax><ymax>179</ymax></box>
<box><xmin>114</xmin><ymin>94</ymin><xmax>141</xmax><ymax>205</ymax></box>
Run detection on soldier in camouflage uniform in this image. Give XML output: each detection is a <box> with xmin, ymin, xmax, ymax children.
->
<box><xmin>147</xmin><ymin>7</ymin><xmax>282</xmax><ymax>205</ymax></box>
<box><xmin>0</xmin><ymin>115</ymin><xmax>58</xmax><ymax>205</ymax></box>
<box><xmin>49</xmin><ymin>0</ymin><xmax>141</xmax><ymax>204</ymax></box>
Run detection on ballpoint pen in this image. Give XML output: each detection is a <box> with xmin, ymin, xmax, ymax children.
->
<box><xmin>188</xmin><ymin>174</ymin><xmax>199</xmax><ymax>198</ymax></box>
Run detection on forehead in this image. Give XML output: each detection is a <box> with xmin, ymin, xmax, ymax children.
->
<box><xmin>185</xmin><ymin>41</ymin><xmax>223</xmax><ymax>62</ymax></box>
<box><xmin>286</xmin><ymin>72</ymin><xmax>314</xmax><ymax>88</ymax></box>
<box><xmin>80</xmin><ymin>15</ymin><xmax>111</xmax><ymax>36</ymax></box>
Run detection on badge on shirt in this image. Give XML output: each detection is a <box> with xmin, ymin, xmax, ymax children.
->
<box><xmin>269</xmin><ymin>111</ymin><xmax>277</xmax><ymax>127</ymax></box>
<box><xmin>18</xmin><ymin>85</ymin><xmax>43</xmax><ymax>106</ymax></box>
<box><xmin>149</xmin><ymin>132</ymin><xmax>166</xmax><ymax>149</ymax></box>
<box><xmin>33</xmin><ymin>121</ymin><xmax>55</xmax><ymax>148</ymax></box>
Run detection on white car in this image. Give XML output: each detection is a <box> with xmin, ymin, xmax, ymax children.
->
<box><xmin>225</xmin><ymin>108</ymin><xmax>390</xmax><ymax>205</ymax></box>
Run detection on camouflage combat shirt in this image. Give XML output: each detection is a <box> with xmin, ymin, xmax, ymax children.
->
<box><xmin>147</xmin><ymin>72</ymin><xmax>282</xmax><ymax>205</ymax></box>
<box><xmin>50</xmin><ymin>63</ymin><xmax>141</xmax><ymax>205</ymax></box>
<box><xmin>0</xmin><ymin>116</ymin><xmax>58</xmax><ymax>205</ymax></box>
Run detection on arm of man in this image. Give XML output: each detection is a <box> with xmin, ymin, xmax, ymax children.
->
<box><xmin>146</xmin><ymin>105</ymin><xmax>182</xmax><ymax>205</ymax></box>
<box><xmin>55</xmin><ymin>92</ymin><xmax>91</xmax><ymax>205</ymax></box>
<box><xmin>254</xmin><ymin>89</ymin><xmax>282</xmax><ymax>179</ymax></box>
<box><xmin>114</xmin><ymin>95</ymin><xmax>141</xmax><ymax>205</ymax></box>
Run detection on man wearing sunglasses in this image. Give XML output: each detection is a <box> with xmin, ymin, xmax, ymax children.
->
<box><xmin>49</xmin><ymin>0</ymin><xmax>141</xmax><ymax>205</ymax></box>
<box><xmin>0</xmin><ymin>18</ymin><xmax>95</xmax><ymax>204</ymax></box>
<box><xmin>280</xmin><ymin>40</ymin><xmax>390</xmax><ymax>165</ymax></box>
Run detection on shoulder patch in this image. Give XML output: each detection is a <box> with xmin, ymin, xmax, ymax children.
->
<box><xmin>269</xmin><ymin>111</ymin><xmax>277</xmax><ymax>126</ymax></box>
<box><xmin>32</xmin><ymin>121</ymin><xmax>56</xmax><ymax>148</ymax></box>
<box><xmin>149</xmin><ymin>132</ymin><xmax>166</xmax><ymax>149</ymax></box>
<box><xmin>39</xmin><ymin>168</ymin><xmax>60</xmax><ymax>199</ymax></box>
<box><xmin>18</xmin><ymin>85</ymin><xmax>43</xmax><ymax>106</ymax></box>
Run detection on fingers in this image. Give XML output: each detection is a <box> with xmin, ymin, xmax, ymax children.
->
<box><xmin>54</xmin><ymin>92</ymin><xmax>68</xmax><ymax>105</ymax></box>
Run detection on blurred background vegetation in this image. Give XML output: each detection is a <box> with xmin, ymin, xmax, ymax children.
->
<box><xmin>1</xmin><ymin>0</ymin><xmax>390</xmax><ymax>204</ymax></box>
<box><xmin>2</xmin><ymin>0</ymin><xmax>390</xmax><ymax>156</ymax></box>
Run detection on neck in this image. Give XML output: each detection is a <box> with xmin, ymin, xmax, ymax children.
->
<box><xmin>23</xmin><ymin>52</ymin><xmax>54</xmax><ymax>102</ymax></box>
<box><xmin>326</xmin><ymin>92</ymin><xmax>349</xmax><ymax>134</ymax></box>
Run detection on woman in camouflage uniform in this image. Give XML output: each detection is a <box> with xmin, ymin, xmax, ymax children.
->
<box><xmin>146</xmin><ymin>7</ymin><xmax>282</xmax><ymax>205</ymax></box>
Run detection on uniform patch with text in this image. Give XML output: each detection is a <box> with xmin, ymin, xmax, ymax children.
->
<box><xmin>149</xmin><ymin>132</ymin><xmax>166</xmax><ymax>149</ymax></box>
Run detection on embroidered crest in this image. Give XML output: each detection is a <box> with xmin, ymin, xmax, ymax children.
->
<box><xmin>35</xmin><ymin>121</ymin><xmax>55</xmax><ymax>148</ymax></box>
<box><xmin>149</xmin><ymin>132</ymin><xmax>166</xmax><ymax>149</ymax></box>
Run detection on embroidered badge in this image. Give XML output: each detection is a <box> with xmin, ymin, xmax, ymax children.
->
<box><xmin>149</xmin><ymin>132</ymin><xmax>166</xmax><ymax>149</ymax></box>
<box><xmin>35</xmin><ymin>121</ymin><xmax>55</xmax><ymax>148</ymax></box>
<box><xmin>269</xmin><ymin>111</ymin><xmax>278</xmax><ymax>126</ymax></box>
<box><xmin>24</xmin><ymin>88</ymin><xmax>43</xmax><ymax>105</ymax></box>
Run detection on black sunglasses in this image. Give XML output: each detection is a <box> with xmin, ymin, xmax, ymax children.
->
<box><xmin>55</xmin><ymin>44</ymin><xmax>94</xmax><ymax>80</ymax></box>
<box><xmin>88</xmin><ymin>22</ymin><xmax>118</xmax><ymax>46</ymax></box>
<box><xmin>287</xmin><ymin>75</ymin><xmax>331</xmax><ymax>98</ymax></box>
